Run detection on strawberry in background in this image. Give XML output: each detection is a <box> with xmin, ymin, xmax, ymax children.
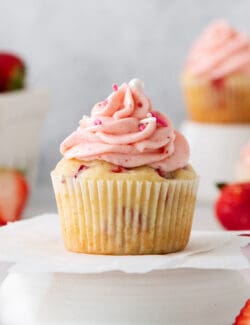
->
<box><xmin>0</xmin><ymin>169</ymin><xmax>29</xmax><ymax>226</ymax></box>
<box><xmin>215</xmin><ymin>183</ymin><xmax>250</xmax><ymax>230</ymax></box>
<box><xmin>0</xmin><ymin>52</ymin><xmax>25</xmax><ymax>92</ymax></box>
<box><xmin>233</xmin><ymin>299</ymin><xmax>250</xmax><ymax>324</ymax></box>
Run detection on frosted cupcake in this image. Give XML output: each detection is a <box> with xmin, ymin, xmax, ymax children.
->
<box><xmin>182</xmin><ymin>20</ymin><xmax>250</xmax><ymax>123</ymax></box>
<box><xmin>51</xmin><ymin>79</ymin><xmax>198</xmax><ymax>255</ymax></box>
<box><xmin>236</xmin><ymin>142</ymin><xmax>250</xmax><ymax>181</ymax></box>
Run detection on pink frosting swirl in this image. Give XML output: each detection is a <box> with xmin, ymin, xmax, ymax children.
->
<box><xmin>60</xmin><ymin>79</ymin><xmax>190</xmax><ymax>173</ymax></box>
<box><xmin>185</xmin><ymin>20</ymin><xmax>250</xmax><ymax>79</ymax></box>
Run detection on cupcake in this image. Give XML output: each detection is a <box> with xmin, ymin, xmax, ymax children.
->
<box><xmin>51</xmin><ymin>79</ymin><xmax>199</xmax><ymax>255</ymax></box>
<box><xmin>182</xmin><ymin>20</ymin><xmax>250</xmax><ymax>124</ymax></box>
<box><xmin>236</xmin><ymin>142</ymin><xmax>250</xmax><ymax>181</ymax></box>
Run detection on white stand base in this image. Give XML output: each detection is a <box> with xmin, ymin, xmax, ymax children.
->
<box><xmin>0</xmin><ymin>270</ymin><xmax>249</xmax><ymax>325</ymax></box>
<box><xmin>180</xmin><ymin>121</ymin><xmax>250</xmax><ymax>203</ymax></box>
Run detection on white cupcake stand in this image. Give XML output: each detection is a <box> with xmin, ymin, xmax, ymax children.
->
<box><xmin>181</xmin><ymin>121</ymin><xmax>250</xmax><ymax>203</ymax></box>
<box><xmin>0</xmin><ymin>269</ymin><xmax>249</xmax><ymax>325</ymax></box>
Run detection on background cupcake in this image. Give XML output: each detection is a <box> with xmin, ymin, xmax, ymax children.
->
<box><xmin>182</xmin><ymin>20</ymin><xmax>250</xmax><ymax>124</ymax></box>
<box><xmin>51</xmin><ymin>79</ymin><xmax>199</xmax><ymax>255</ymax></box>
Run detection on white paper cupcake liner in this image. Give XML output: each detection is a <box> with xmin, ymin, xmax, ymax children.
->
<box><xmin>0</xmin><ymin>90</ymin><xmax>49</xmax><ymax>183</ymax></box>
<box><xmin>51</xmin><ymin>173</ymin><xmax>199</xmax><ymax>255</ymax></box>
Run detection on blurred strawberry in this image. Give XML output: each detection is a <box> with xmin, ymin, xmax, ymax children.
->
<box><xmin>233</xmin><ymin>299</ymin><xmax>250</xmax><ymax>325</ymax></box>
<box><xmin>0</xmin><ymin>169</ymin><xmax>29</xmax><ymax>226</ymax></box>
<box><xmin>0</xmin><ymin>52</ymin><xmax>25</xmax><ymax>92</ymax></box>
<box><xmin>215</xmin><ymin>182</ymin><xmax>250</xmax><ymax>230</ymax></box>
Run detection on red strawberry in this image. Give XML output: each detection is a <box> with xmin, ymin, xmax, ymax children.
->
<box><xmin>0</xmin><ymin>169</ymin><xmax>29</xmax><ymax>225</ymax></box>
<box><xmin>215</xmin><ymin>183</ymin><xmax>250</xmax><ymax>230</ymax></box>
<box><xmin>233</xmin><ymin>299</ymin><xmax>250</xmax><ymax>325</ymax></box>
<box><xmin>111</xmin><ymin>166</ymin><xmax>123</xmax><ymax>173</ymax></box>
<box><xmin>211</xmin><ymin>77</ymin><xmax>224</xmax><ymax>90</ymax></box>
<box><xmin>0</xmin><ymin>52</ymin><xmax>25</xmax><ymax>92</ymax></box>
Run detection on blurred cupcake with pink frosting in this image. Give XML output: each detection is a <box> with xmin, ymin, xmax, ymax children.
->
<box><xmin>182</xmin><ymin>20</ymin><xmax>250</xmax><ymax>123</ymax></box>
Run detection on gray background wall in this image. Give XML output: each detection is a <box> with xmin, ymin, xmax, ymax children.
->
<box><xmin>1</xmin><ymin>0</ymin><xmax>250</xmax><ymax>187</ymax></box>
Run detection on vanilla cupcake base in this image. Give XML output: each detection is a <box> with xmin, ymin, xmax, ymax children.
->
<box><xmin>51</xmin><ymin>160</ymin><xmax>198</xmax><ymax>255</ymax></box>
<box><xmin>182</xmin><ymin>73</ymin><xmax>250</xmax><ymax>123</ymax></box>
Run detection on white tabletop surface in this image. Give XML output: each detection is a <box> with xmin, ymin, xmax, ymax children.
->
<box><xmin>0</xmin><ymin>185</ymin><xmax>248</xmax><ymax>325</ymax></box>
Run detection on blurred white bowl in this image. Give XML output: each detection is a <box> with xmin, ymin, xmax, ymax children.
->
<box><xmin>0</xmin><ymin>89</ymin><xmax>49</xmax><ymax>184</ymax></box>
<box><xmin>180</xmin><ymin>121</ymin><xmax>250</xmax><ymax>203</ymax></box>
